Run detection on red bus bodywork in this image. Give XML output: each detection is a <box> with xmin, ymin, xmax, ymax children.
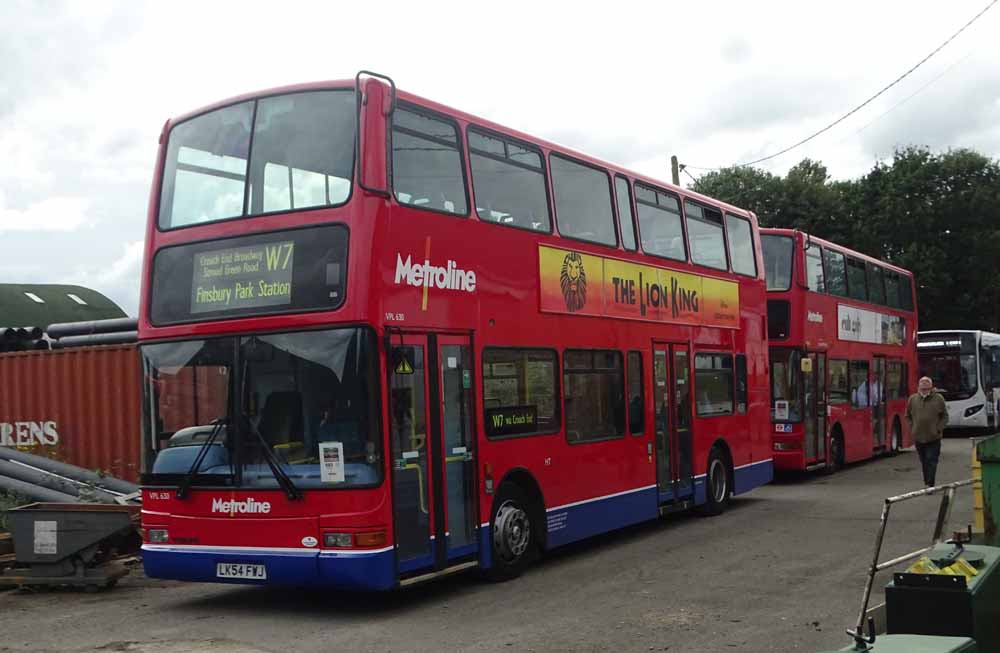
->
<box><xmin>761</xmin><ymin>228</ymin><xmax>917</xmax><ymax>472</ymax></box>
<box><xmin>139</xmin><ymin>76</ymin><xmax>773</xmax><ymax>590</ymax></box>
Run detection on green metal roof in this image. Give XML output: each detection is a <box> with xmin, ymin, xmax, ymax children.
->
<box><xmin>0</xmin><ymin>284</ymin><xmax>127</xmax><ymax>329</ymax></box>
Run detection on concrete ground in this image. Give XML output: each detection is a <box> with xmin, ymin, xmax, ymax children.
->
<box><xmin>0</xmin><ymin>438</ymin><xmax>980</xmax><ymax>653</ymax></box>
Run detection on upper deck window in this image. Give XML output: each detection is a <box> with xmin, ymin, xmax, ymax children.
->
<box><xmin>867</xmin><ymin>263</ymin><xmax>886</xmax><ymax>305</ymax></box>
<box><xmin>550</xmin><ymin>155</ymin><xmax>616</xmax><ymax>246</ymax></box>
<box><xmin>760</xmin><ymin>234</ymin><xmax>793</xmax><ymax>291</ymax></box>
<box><xmin>392</xmin><ymin>106</ymin><xmax>468</xmax><ymax>215</ymax></box>
<box><xmin>685</xmin><ymin>202</ymin><xmax>728</xmax><ymax>271</ymax></box>
<box><xmin>823</xmin><ymin>248</ymin><xmax>848</xmax><ymax>297</ymax></box>
<box><xmin>635</xmin><ymin>184</ymin><xmax>686</xmax><ymax>261</ymax></box>
<box><xmin>884</xmin><ymin>271</ymin><xmax>902</xmax><ymax>309</ymax></box>
<box><xmin>899</xmin><ymin>275</ymin><xmax>914</xmax><ymax>311</ymax></box>
<box><xmin>846</xmin><ymin>256</ymin><xmax>868</xmax><ymax>302</ymax></box>
<box><xmin>725</xmin><ymin>214</ymin><xmax>757</xmax><ymax>277</ymax></box>
<box><xmin>468</xmin><ymin>129</ymin><xmax>550</xmax><ymax>232</ymax></box>
<box><xmin>805</xmin><ymin>246</ymin><xmax>825</xmax><ymax>292</ymax></box>
<box><xmin>615</xmin><ymin>177</ymin><xmax>638</xmax><ymax>251</ymax></box>
<box><xmin>158</xmin><ymin>90</ymin><xmax>354</xmax><ymax>230</ymax></box>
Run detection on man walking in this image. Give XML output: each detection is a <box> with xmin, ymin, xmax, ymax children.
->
<box><xmin>905</xmin><ymin>376</ymin><xmax>948</xmax><ymax>487</ymax></box>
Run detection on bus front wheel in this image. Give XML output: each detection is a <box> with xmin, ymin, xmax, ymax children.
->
<box><xmin>828</xmin><ymin>433</ymin><xmax>845</xmax><ymax>473</ymax></box>
<box><xmin>486</xmin><ymin>485</ymin><xmax>535</xmax><ymax>581</ymax></box>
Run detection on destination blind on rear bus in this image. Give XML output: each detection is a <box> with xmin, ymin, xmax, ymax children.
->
<box><xmin>150</xmin><ymin>224</ymin><xmax>348</xmax><ymax>325</ymax></box>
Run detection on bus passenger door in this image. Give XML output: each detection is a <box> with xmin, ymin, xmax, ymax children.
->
<box><xmin>432</xmin><ymin>335</ymin><xmax>478</xmax><ymax>566</ymax></box>
<box><xmin>672</xmin><ymin>345</ymin><xmax>694</xmax><ymax>496</ymax></box>
<box><xmin>653</xmin><ymin>343</ymin><xmax>693</xmax><ymax>501</ymax></box>
<box><xmin>872</xmin><ymin>356</ymin><xmax>887</xmax><ymax>449</ymax></box>
<box><xmin>653</xmin><ymin>347</ymin><xmax>672</xmax><ymax>500</ymax></box>
<box><xmin>803</xmin><ymin>352</ymin><xmax>827</xmax><ymax>464</ymax></box>
<box><xmin>388</xmin><ymin>333</ymin><xmax>478</xmax><ymax>579</ymax></box>
<box><xmin>388</xmin><ymin>337</ymin><xmax>433</xmax><ymax>573</ymax></box>
<box><xmin>816</xmin><ymin>353</ymin><xmax>827</xmax><ymax>462</ymax></box>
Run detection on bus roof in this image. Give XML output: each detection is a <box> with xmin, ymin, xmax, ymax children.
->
<box><xmin>162</xmin><ymin>78</ymin><xmax>755</xmax><ymax>222</ymax></box>
<box><xmin>760</xmin><ymin>227</ymin><xmax>914</xmax><ymax>278</ymax></box>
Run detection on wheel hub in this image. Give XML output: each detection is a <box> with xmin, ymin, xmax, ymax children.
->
<box><xmin>710</xmin><ymin>458</ymin><xmax>727</xmax><ymax>503</ymax></box>
<box><xmin>493</xmin><ymin>501</ymin><xmax>530</xmax><ymax>563</ymax></box>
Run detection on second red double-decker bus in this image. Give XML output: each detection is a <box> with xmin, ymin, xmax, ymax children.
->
<box><xmin>138</xmin><ymin>72</ymin><xmax>772</xmax><ymax>590</ymax></box>
<box><xmin>760</xmin><ymin>229</ymin><xmax>918</xmax><ymax>472</ymax></box>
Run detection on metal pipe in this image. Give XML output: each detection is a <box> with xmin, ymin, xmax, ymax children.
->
<box><xmin>0</xmin><ymin>460</ymin><xmax>118</xmax><ymax>503</ymax></box>
<box><xmin>51</xmin><ymin>331</ymin><xmax>138</xmax><ymax>348</ymax></box>
<box><xmin>46</xmin><ymin>318</ymin><xmax>138</xmax><ymax>339</ymax></box>
<box><xmin>875</xmin><ymin>547</ymin><xmax>932</xmax><ymax>571</ymax></box>
<box><xmin>885</xmin><ymin>478</ymin><xmax>972</xmax><ymax>504</ymax></box>
<box><xmin>855</xmin><ymin>498</ymin><xmax>893</xmax><ymax>639</ymax></box>
<box><xmin>0</xmin><ymin>447</ymin><xmax>138</xmax><ymax>495</ymax></box>
<box><xmin>0</xmin><ymin>475</ymin><xmax>80</xmax><ymax>503</ymax></box>
<box><xmin>850</xmin><ymin>478</ymin><xmax>974</xmax><ymax>644</ymax></box>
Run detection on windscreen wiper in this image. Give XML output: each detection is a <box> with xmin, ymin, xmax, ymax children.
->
<box><xmin>249</xmin><ymin>424</ymin><xmax>303</xmax><ymax>501</ymax></box>
<box><xmin>176</xmin><ymin>418</ymin><xmax>227</xmax><ymax>499</ymax></box>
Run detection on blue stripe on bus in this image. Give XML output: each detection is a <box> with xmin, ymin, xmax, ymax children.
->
<box><xmin>544</xmin><ymin>485</ymin><xmax>658</xmax><ymax>548</ymax></box>
<box><xmin>734</xmin><ymin>459</ymin><xmax>774</xmax><ymax>494</ymax></box>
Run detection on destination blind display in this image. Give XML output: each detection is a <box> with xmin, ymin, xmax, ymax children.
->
<box><xmin>150</xmin><ymin>224</ymin><xmax>348</xmax><ymax>325</ymax></box>
<box><xmin>191</xmin><ymin>241</ymin><xmax>295</xmax><ymax>314</ymax></box>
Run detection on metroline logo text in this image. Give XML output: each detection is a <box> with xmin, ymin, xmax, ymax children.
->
<box><xmin>211</xmin><ymin>497</ymin><xmax>271</xmax><ymax>514</ymax></box>
<box><xmin>394</xmin><ymin>254</ymin><xmax>476</xmax><ymax>293</ymax></box>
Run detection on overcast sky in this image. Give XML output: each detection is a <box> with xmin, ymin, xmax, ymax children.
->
<box><xmin>1</xmin><ymin>0</ymin><xmax>998</xmax><ymax>316</ymax></box>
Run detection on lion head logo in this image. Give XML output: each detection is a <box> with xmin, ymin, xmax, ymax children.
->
<box><xmin>560</xmin><ymin>252</ymin><xmax>587</xmax><ymax>312</ymax></box>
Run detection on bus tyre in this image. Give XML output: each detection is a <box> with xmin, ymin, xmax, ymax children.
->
<box><xmin>486</xmin><ymin>485</ymin><xmax>535</xmax><ymax>581</ymax></box>
<box><xmin>890</xmin><ymin>421</ymin><xmax>902</xmax><ymax>456</ymax></box>
<box><xmin>698</xmin><ymin>447</ymin><xmax>731</xmax><ymax>516</ymax></box>
<box><xmin>828</xmin><ymin>433</ymin><xmax>845</xmax><ymax>473</ymax></box>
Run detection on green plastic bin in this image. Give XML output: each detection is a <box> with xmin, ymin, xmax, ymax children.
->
<box><xmin>976</xmin><ymin>435</ymin><xmax>1000</xmax><ymax>546</ymax></box>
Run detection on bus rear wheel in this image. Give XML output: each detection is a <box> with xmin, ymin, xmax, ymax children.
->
<box><xmin>698</xmin><ymin>446</ymin><xmax>731</xmax><ymax>516</ymax></box>
<box><xmin>486</xmin><ymin>485</ymin><xmax>536</xmax><ymax>581</ymax></box>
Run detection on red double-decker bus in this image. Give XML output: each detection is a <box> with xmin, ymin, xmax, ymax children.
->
<box><xmin>138</xmin><ymin>73</ymin><xmax>772</xmax><ymax>590</ymax></box>
<box><xmin>760</xmin><ymin>229</ymin><xmax>918</xmax><ymax>472</ymax></box>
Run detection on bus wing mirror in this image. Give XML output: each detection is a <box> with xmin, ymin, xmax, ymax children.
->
<box><xmin>355</xmin><ymin>71</ymin><xmax>396</xmax><ymax>198</ymax></box>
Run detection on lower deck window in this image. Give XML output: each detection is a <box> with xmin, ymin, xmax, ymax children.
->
<box><xmin>564</xmin><ymin>350</ymin><xmax>625</xmax><ymax>442</ymax></box>
<box><xmin>695</xmin><ymin>353</ymin><xmax>734</xmax><ymax>416</ymax></box>
<box><xmin>482</xmin><ymin>348</ymin><xmax>559</xmax><ymax>438</ymax></box>
<box><xmin>829</xmin><ymin>359</ymin><xmax>850</xmax><ymax>404</ymax></box>
<box><xmin>850</xmin><ymin>360</ymin><xmax>871</xmax><ymax>408</ymax></box>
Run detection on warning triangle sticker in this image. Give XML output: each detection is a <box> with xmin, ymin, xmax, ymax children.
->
<box><xmin>394</xmin><ymin>355</ymin><xmax>414</xmax><ymax>375</ymax></box>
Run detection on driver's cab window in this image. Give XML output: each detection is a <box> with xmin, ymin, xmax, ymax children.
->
<box><xmin>239</xmin><ymin>330</ymin><xmax>380</xmax><ymax>488</ymax></box>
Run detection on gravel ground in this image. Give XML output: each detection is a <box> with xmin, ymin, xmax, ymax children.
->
<box><xmin>0</xmin><ymin>437</ymin><xmax>980</xmax><ymax>653</ymax></box>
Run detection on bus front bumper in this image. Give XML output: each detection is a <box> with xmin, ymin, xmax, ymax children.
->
<box><xmin>142</xmin><ymin>544</ymin><xmax>396</xmax><ymax>590</ymax></box>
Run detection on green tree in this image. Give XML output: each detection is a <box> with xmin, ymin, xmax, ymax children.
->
<box><xmin>690</xmin><ymin>165</ymin><xmax>783</xmax><ymax>225</ymax></box>
<box><xmin>690</xmin><ymin>147</ymin><xmax>1000</xmax><ymax>331</ymax></box>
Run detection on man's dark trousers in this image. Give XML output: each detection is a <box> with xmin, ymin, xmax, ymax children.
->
<box><xmin>915</xmin><ymin>440</ymin><xmax>942</xmax><ymax>487</ymax></box>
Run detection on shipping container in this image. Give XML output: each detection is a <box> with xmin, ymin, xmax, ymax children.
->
<box><xmin>0</xmin><ymin>344</ymin><xmax>141</xmax><ymax>482</ymax></box>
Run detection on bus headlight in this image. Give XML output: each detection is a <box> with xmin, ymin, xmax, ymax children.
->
<box><xmin>965</xmin><ymin>404</ymin><xmax>985</xmax><ymax>418</ymax></box>
<box><xmin>324</xmin><ymin>532</ymin><xmax>353</xmax><ymax>548</ymax></box>
<box><xmin>148</xmin><ymin>529</ymin><xmax>169</xmax><ymax>543</ymax></box>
